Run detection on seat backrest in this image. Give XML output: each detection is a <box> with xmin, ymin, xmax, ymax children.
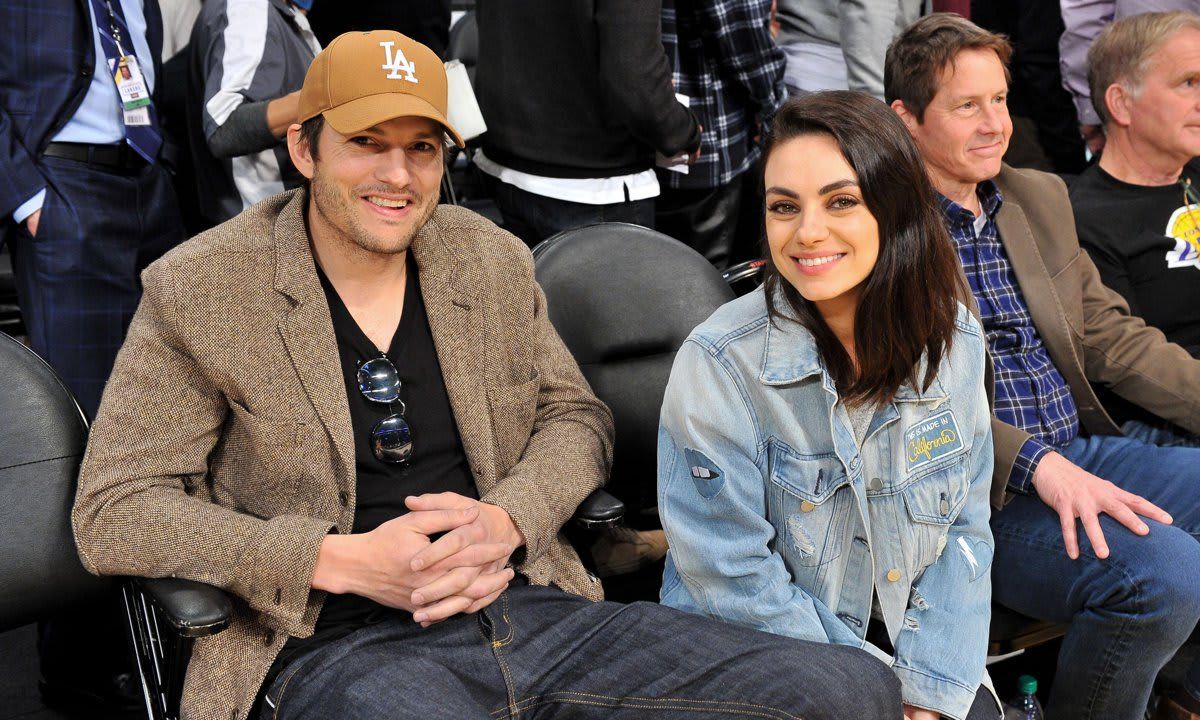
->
<box><xmin>447</xmin><ymin>11</ymin><xmax>478</xmax><ymax>86</ymax></box>
<box><xmin>0</xmin><ymin>333</ymin><xmax>108</xmax><ymax>631</ymax></box>
<box><xmin>533</xmin><ymin>224</ymin><xmax>734</xmax><ymax>519</ymax></box>
<box><xmin>0</xmin><ymin>248</ymin><xmax>24</xmax><ymax>337</ymax></box>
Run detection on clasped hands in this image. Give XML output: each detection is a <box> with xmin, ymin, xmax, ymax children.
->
<box><xmin>312</xmin><ymin>491</ymin><xmax>524</xmax><ymax>626</ymax></box>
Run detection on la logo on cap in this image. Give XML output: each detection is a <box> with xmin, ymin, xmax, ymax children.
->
<box><xmin>380</xmin><ymin>41</ymin><xmax>419</xmax><ymax>84</ymax></box>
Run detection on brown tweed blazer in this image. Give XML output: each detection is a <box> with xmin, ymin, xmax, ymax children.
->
<box><xmin>71</xmin><ymin>189</ymin><xmax>614</xmax><ymax>720</ymax></box>
<box><xmin>987</xmin><ymin>164</ymin><xmax>1200</xmax><ymax>507</ymax></box>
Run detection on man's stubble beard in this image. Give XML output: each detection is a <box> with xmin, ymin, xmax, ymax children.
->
<box><xmin>310</xmin><ymin>165</ymin><xmax>439</xmax><ymax>257</ymax></box>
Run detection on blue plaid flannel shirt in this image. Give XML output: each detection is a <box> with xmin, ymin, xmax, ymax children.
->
<box><xmin>939</xmin><ymin>182</ymin><xmax>1081</xmax><ymax>493</ymax></box>
<box><xmin>661</xmin><ymin>0</ymin><xmax>786</xmax><ymax>189</ymax></box>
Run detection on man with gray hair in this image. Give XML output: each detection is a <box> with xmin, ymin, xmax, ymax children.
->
<box><xmin>1059</xmin><ymin>0</ymin><xmax>1198</xmax><ymax>154</ymax></box>
<box><xmin>1070</xmin><ymin>11</ymin><xmax>1200</xmax><ymax>452</ymax></box>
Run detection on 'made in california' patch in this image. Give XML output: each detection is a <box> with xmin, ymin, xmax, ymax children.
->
<box><xmin>904</xmin><ymin>409</ymin><xmax>964</xmax><ymax>474</ymax></box>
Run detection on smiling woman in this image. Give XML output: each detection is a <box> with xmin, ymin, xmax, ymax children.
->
<box><xmin>657</xmin><ymin>91</ymin><xmax>1002</xmax><ymax>720</ymax></box>
<box><xmin>760</xmin><ymin>91</ymin><xmax>967</xmax><ymax>406</ymax></box>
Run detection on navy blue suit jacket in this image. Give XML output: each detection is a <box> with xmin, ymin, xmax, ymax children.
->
<box><xmin>0</xmin><ymin>0</ymin><xmax>164</xmax><ymax>223</ymax></box>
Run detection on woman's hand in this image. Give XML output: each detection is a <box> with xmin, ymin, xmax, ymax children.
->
<box><xmin>902</xmin><ymin>705</ymin><xmax>941</xmax><ymax>720</ymax></box>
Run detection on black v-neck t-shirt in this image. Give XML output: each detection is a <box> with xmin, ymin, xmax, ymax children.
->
<box><xmin>267</xmin><ymin>257</ymin><xmax>478</xmax><ymax>683</ymax></box>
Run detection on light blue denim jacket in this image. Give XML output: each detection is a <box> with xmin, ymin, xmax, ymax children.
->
<box><xmin>658</xmin><ymin>288</ymin><xmax>995</xmax><ymax>720</ymax></box>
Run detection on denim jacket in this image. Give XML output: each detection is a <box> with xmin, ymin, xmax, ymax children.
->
<box><xmin>658</xmin><ymin>288</ymin><xmax>995</xmax><ymax>720</ymax></box>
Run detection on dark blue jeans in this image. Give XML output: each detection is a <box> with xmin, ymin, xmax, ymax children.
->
<box><xmin>261</xmin><ymin>584</ymin><xmax>900</xmax><ymax>719</ymax></box>
<box><xmin>991</xmin><ymin>434</ymin><xmax>1200</xmax><ymax>720</ymax></box>
<box><xmin>492</xmin><ymin>180</ymin><xmax>656</xmax><ymax>248</ymax></box>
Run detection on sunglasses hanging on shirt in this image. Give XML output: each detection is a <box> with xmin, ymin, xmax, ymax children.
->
<box><xmin>356</xmin><ymin>355</ymin><xmax>414</xmax><ymax>464</ymax></box>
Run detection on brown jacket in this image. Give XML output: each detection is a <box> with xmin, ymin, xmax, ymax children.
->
<box><xmin>988</xmin><ymin>164</ymin><xmax>1200</xmax><ymax>506</ymax></box>
<box><xmin>71</xmin><ymin>189</ymin><xmax>614</xmax><ymax>720</ymax></box>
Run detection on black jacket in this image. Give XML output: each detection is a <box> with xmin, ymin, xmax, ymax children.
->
<box><xmin>476</xmin><ymin>0</ymin><xmax>700</xmax><ymax>179</ymax></box>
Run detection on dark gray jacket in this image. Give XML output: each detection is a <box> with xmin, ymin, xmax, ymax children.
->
<box><xmin>476</xmin><ymin>0</ymin><xmax>700</xmax><ymax>178</ymax></box>
<box><xmin>188</xmin><ymin>0</ymin><xmax>320</xmax><ymax>226</ymax></box>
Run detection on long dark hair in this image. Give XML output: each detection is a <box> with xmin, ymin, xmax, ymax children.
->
<box><xmin>761</xmin><ymin>91</ymin><xmax>967</xmax><ymax>406</ymax></box>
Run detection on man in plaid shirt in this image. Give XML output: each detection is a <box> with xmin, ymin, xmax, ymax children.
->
<box><xmin>891</xmin><ymin>15</ymin><xmax>1200</xmax><ymax>719</ymax></box>
<box><xmin>657</xmin><ymin>0</ymin><xmax>786</xmax><ymax>269</ymax></box>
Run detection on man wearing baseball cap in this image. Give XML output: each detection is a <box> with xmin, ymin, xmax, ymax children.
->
<box><xmin>72</xmin><ymin>31</ymin><xmax>894</xmax><ymax>719</ymax></box>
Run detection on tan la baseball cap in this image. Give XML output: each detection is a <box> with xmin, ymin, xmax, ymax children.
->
<box><xmin>298</xmin><ymin>30</ymin><xmax>465</xmax><ymax>148</ymax></box>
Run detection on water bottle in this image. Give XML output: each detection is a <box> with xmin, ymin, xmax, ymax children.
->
<box><xmin>1011</xmin><ymin>675</ymin><xmax>1044</xmax><ymax>720</ymax></box>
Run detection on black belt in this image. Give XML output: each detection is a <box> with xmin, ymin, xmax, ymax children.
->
<box><xmin>43</xmin><ymin>142</ymin><xmax>149</xmax><ymax>171</ymax></box>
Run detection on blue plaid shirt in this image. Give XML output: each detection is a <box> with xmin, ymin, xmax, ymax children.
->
<box><xmin>661</xmin><ymin>0</ymin><xmax>786</xmax><ymax>189</ymax></box>
<box><xmin>939</xmin><ymin>182</ymin><xmax>1081</xmax><ymax>493</ymax></box>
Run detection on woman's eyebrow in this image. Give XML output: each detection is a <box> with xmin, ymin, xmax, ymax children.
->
<box><xmin>818</xmin><ymin>179</ymin><xmax>857</xmax><ymax>195</ymax></box>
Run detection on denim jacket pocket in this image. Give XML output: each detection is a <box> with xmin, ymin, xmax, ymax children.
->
<box><xmin>901</xmin><ymin>455</ymin><xmax>969</xmax><ymax>571</ymax></box>
<box><xmin>768</xmin><ymin>446</ymin><xmax>852</xmax><ymax>568</ymax></box>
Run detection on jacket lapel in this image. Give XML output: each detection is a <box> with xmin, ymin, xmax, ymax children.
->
<box><xmin>994</xmin><ymin>191</ymin><xmax>1089</xmax><ymax>393</ymax></box>
<box><xmin>411</xmin><ymin>209</ymin><xmax>498</xmax><ymax>491</ymax></box>
<box><xmin>143</xmin><ymin>0</ymin><xmax>164</xmax><ymax>75</ymax></box>
<box><xmin>272</xmin><ymin>190</ymin><xmax>356</xmax><ymax>494</ymax></box>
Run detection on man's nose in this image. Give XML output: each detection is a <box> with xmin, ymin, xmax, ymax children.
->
<box><xmin>375</xmin><ymin>148</ymin><xmax>413</xmax><ymax>188</ymax></box>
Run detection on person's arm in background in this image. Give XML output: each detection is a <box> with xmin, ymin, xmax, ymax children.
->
<box><xmin>207</xmin><ymin>92</ymin><xmax>301</xmax><ymax>159</ymax></box>
<box><xmin>839</xmin><ymin>0</ymin><xmax>922</xmax><ymax>99</ymax></box>
<box><xmin>198</xmin><ymin>3</ymin><xmax>306</xmax><ymax>159</ymax></box>
<box><xmin>1059</xmin><ymin>0</ymin><xmax>1178</xmax><ymax>153</ymax></box>
<box><xmin>1059</xmin><ymin>0</ymin><xmax>1112</xmax><ymax>151</ymax></box>
<box><xmin>694</xmin><ymin>0</ymin><xmax>787</xmax><ymax>120</ymax></box>
<box><xmin>1</xmin><ymin>106</ymin><xmax>49</xmax><ymax>235</ymax></box>
<box><xmin>595</xmin><ymin>0</ymin><xmax>701</xmax><ymax>158</ymax></box>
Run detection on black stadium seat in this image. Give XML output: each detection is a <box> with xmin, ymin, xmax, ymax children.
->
<box><xmin>0</xmin><ymin>330</ymin><xmax>232</xmax><ymax>720</ymax></box>
<box><xmin>0</xmin><ymin>332</ymin><xmax>107</xmax><ymax>631</ymax></box>
<box><xmin>533</xmin><ymin>223</ymin><xmax>734</xmax><ymax>524</ymax></box>
<box><xmin>0</xmin><ymin>247</ymin><xmax>25</xmax><ymax>338</ymax></box>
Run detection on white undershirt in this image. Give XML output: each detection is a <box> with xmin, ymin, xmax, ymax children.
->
<box><xmin>973</xmin><ymin>208</ymin><xmax>988</xmax><ymax>236</ymax></box>
<box><xmin>474</xmin><ymin>149</ymin><xmax>661</xmax><ymax>205</ymax></box>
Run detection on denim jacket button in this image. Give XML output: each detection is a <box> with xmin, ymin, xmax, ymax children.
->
<box><xmin>800</xmin><ymin>500</ymin><xmax>815</xmax><ymax>513</ymax></box>
<box><xmin>867</xmin><ymin>477</ymin><xmax>883</xmax><ymax>492</ymax></box>
<box><xmin>886</xmin><ymin>568</ymin><xmax>902</xmax><ymax>583</ymax></box>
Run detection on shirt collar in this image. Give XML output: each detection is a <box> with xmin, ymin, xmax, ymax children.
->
<box><xmin>759</xmin><ymin>319</ymin><xmax>825</xmax><ymax>385</ymax></box>
<box><xmin>936</xmin><ymin>179</ymin><xmax>1004</xmax><ymax>228</ymax></box>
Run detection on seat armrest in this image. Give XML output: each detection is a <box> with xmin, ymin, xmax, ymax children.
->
<box><xmin>572</xmin><ymin>489</ymin><xmax>624</xmax><ymax>529</ymax></box>
<box><xmin>721</xmin><ymin>259</ymin><xmax>766</xmax><ymax>286</ymax></box>
<box><xmin>133</xmin><ymin>577</ymin><xmax>232</xmax><ymax>638</ymax></box>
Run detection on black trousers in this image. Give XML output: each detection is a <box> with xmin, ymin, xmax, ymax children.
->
<box><xmin>654</xmin><ymin>167</ymin><xmax>763</xmax><ymax>271</ymax></box>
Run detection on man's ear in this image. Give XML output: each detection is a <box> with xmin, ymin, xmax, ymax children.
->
<box><xmin>287</xmin><ymin>124</ymin><xmax>315</xmax><ymax>180</ymax></box>
<box><xmin>891</xmin><ymin>99</ymin><xmax>919</xmax><ymax>136</ymax></box>
<box><xmin>1104</xmin><ymin>82</ymin><xmax>1133</xmax><ymax>129</ymax></box>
